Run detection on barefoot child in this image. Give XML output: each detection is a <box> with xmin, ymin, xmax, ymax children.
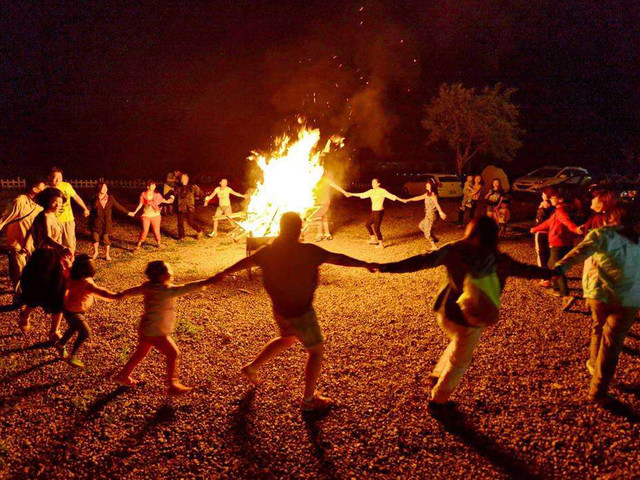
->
<box><xmin>112</xmin><ymin>261</ymin><xmax>217</xmax><ymax>396</ymax></box>
<box><xmin>54</xmin><ymin>254</ymin><xmax>120</xmax><ymax>368</ymax></box>
<box><xmin>215</xmin><ymin>212</ymin><xmax>375</xmax><ymax>412</ymax></box>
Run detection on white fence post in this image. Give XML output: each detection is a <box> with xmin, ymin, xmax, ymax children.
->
<box><xmin>0</xmin><ymin>178</ymin><xmax>146</xmax><ymax>189</ymax></box>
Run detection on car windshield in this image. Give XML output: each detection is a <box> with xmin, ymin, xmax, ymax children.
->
<box><xmin>529</xmin><ymin>167</ymin><xmax>561</xmax><ymax>177</ymax></box>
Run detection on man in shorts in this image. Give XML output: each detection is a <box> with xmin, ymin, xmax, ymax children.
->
<box><xmin>48</xmin><ymin>167</ymin><xmax>90</xmax><ymax>253</ymax></box>
<box><xmin>204</xmin><ymin>178</ymin><xmax>245</xmax><ymax>237</ymax></box>
<box><xmin>214</xmin><ymin>211</ymin><xmax>376</xmax><ymax>412</ymax></box>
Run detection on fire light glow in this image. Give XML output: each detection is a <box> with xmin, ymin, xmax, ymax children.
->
<box><xmin>240</xmin><ymin>125</ymin><xmax>343</xmax><ymax>236</ymax></box>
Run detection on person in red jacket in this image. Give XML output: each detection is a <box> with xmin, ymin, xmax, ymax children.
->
<box><xmin>531</xmin><ymin>188</ymin><xmax>583</xmax><ymax>310</ymax></box>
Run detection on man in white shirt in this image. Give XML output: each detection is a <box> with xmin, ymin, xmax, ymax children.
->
<box><xmin>346</xmin><ymin>178</ymin><xmax>403</xmax><ymax>248</ymax></box>
<box><xmin>204</xmin><ymin>179</ymin><xmax>245</xmax><ymax>237</ymax></box>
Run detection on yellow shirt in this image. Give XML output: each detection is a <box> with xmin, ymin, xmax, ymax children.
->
<box><xmin>56</xmin><ymin>181</ymin><xmax>77</xmax><ymax>223</ymax></box>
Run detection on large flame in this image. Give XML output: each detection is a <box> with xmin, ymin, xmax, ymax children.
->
<box><xmin>240</xmin><ymin>126</ymin><xmax>342</xmax><ymax>236</ymax></box>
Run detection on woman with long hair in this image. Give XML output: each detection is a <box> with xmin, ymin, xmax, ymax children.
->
<box><xmin>380</xmin><ymin>217</ymin><xmax>550</xmax><ymax>410</ymax></box>
<box><xmin>403</xmin><ymin>178</ymin><xmax>447</xmax><ymax>250</ymax></box>
<box><xmin>484</xmin><ymin>178</ymin><xmax>505</xmax><ymax>220</ymax></box>
<box><xmin>89</xmin><ymin>182</ymin><xmax>129</xmax><ymax>260</ymax></box>
<box><xmin>554</xmin><ymin>205</ymin><xmax>640</xmax><ymax>404</ymax></box>
<box><xmin>129</xmin><ymin>180</ymin><xmax>174</xmax><ymax>252</ymax></box>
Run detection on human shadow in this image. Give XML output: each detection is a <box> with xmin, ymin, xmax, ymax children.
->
<box><xmin>105</xmin><ymin>403</ymin><xmax>177</xmax><ymax>461</ymax></box>
<box><xmin>622</xmin><ymin>346</ymin><xmax>640</xmax><ymax>358</ymax></box>
<box><xmin>303</xmin><ymin>409</ymin><xmax>338</xmax><ymax>479</ymax></box>
<box><xmin>1</xmin><ymin>340</ymin><xmax>52</xmax><ymax>357</ymax></box>
<box><xmin>601</xmin><ymin>399</ymin><xmax>640</xmax><ymax>423</ymax></box>
<box><xmin>431</xmin><ymin>407</ymin><xmax>542</xmax><ymax>480</ymax></box>
<box><xmin>618</xmin><ymin>383</ymin><xmax>640</xmax><ymax>400</ymax></box>
<box><xmin>228</xmin><ymin>389</ymin><xmax>259</xmax><ymax>466</ymax></box>
<box><xmin>0</xmin><ymin>332</ymin><xmax>21</xmax><ymax>340</ymax></box>
<box><xmin>0</xmin><ymin>381</ymin><xmax>61</xmax><ymax>409</ymax></box>
<box><xmin>0</xmin><ymin>358</ymin><xmax>58</xmax><ymax>383</ymax></box>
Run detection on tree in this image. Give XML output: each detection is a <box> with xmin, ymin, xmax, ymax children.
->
<box><xmin>422</xmin><ymin>83</ymin><xmax>523</xmax><ymax>176</ymax></box>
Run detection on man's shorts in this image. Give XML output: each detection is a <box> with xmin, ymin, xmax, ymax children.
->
<box><xmin>61</xmin><ymin>220</ymin><xmax>76</xmax><ymax>252</ymax></box>
<box><xmin>274</xmin><ymin>309</ymin><xmax>324</xmax><ymax>348</ymax></box>
<box><xmin>215</xmin><ymin>205</ymin><xmax>233</xmax><ymax>217</ymax></box>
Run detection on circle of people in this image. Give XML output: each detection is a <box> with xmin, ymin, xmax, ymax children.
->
<box><xmin>0</xmin><ymin>168</ymin><xmax>637</xmax><ymax>412</ymax></box>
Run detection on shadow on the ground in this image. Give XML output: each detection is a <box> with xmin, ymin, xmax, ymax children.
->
<box><xmin>303</xmin><ymin>409</ymin><xmax>338</xmax><ymax>478</ymax></box>
<box><xmin>432</xmin><ymin>407</ymin><xmax>542</xmax><ymax>480</ymax></box>
<box><xmin>622</xmin><ymin>346</ymin><xmax>640</xmax><ymax>358</ymax></box>
<box><xmin>0</xmin><ymin>358</ymin><xmax>58</xmax><ymax>383</ymax></box>
<box><xmin>228</xmin><ymin>389</ymin><xmax>261</xmax><ymax>467</ymax></box>
<box><xmin>618</xmin><ymin>383</ymin><xmax>640</xmax><ymax>400</ymax></box>
<box><xmin>1</xmin><ymin>340</ymin><xmax>52</xmax><ymax>357</ymax></box>
<box><xmin>601</xmin><ymin>399</ymin><xmax>640</xmax><ymax>423</ymax></box>
<box><xmin>0</xmin><ymin>381</ymin><xmax>61</xmax><ymax>409</ymax></box>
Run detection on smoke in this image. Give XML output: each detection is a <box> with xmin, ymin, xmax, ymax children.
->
<box><xmin>264</xmin><ymin>3</ymin><xmax>419</xmax><ymax>161</ymax></box>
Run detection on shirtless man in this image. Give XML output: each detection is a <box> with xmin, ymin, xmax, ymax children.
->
<box><xmin>204</xmin><ymin>179</ymin><xmax>245</xmax><ymax>237</ymax></box>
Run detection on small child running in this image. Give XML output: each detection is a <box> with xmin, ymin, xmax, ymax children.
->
<box><xmin>112</xmin><ymin>261</ymin><xmax>218</xmax><ymax>396</ymax></box>
<box><xmin>55</xmin><ymin>254</ymin><xmax>120</xmax><ymax>368</ymax></box>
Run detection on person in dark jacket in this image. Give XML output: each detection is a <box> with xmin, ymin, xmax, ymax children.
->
<box><xmin>379</xmin><ymin>217</ymin><xmax>550</xmax><ymax>410</ymax></box>
<box><xmin>530</xmin><ymin>188</ymin><xmax>583</xmax><ymax>310</ymax></box>
<box><xmin>89</xmin><ymin>182</ymin><xmax>129</xmax><ymax>261</ymax></box>
<box><xmin>174</xmin><ymin>174</ymin><xmax>203</xmax><ymax>240</ymax></box>
<box><xmin>534</xmin><ymin>187</ymin><xmax>555</xmax><ymax>287</ymax></box>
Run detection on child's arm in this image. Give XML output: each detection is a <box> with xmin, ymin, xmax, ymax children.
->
<box><xmin>115</xmin><ymin>284</ymin><xmax>146</xmax><ymax>299</ymax></box>
<box><xmin>88</xmin><ymin>283</ymin><xmax>121</xmax><ymax>302</ymax></box>
<box><xmin>230</xmin><ymin>189</ymin><xmax>246</xmax><ymax>198</ymax></box>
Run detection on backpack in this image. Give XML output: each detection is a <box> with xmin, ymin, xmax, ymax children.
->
<box><xmin>456</xmin><ymin>272</ymin><xmax>502</xmax><ymax>327</ymax></box>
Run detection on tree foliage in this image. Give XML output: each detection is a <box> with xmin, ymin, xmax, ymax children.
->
<box><xmin>422</xmin><ymin>83</ymin><xmax>523</xmax><ymax>176</ymax></box>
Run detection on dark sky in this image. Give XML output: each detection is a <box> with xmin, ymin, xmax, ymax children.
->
<box><xmin>2</xmin><ymin>0</ymin><xmax>639</xmax><ymax>179</ymax></box>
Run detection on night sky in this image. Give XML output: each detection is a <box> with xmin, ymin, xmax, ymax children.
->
<box><xmin>2</xmin><ymin>0</ymin><xmax>639</xmax><ymax>179</ymax></box>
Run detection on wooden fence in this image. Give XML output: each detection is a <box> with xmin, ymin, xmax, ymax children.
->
<box><xmin>0</xmin><ymin>178</ymin><xmax>148</xmax><ymax>190</ymax></box>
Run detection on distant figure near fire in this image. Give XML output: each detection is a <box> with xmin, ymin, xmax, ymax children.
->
<box><xmin>345</xmin><ymin>178</ymin><xmax>403</xmax><ymax>249</ymax></box>
<box><xmin>310</xmin><ymin>174</ymin><xmax>349</xmax><ymax>241</ymax></box>
<box><xmin>214</xmin><ymin>211</ymin><xmax>376</xmax><ymax>412</ymax></box>
<box><xmin>204</xmin><ymin>179</ymin><xmax>246</xmax><ymax>237</ymax></box>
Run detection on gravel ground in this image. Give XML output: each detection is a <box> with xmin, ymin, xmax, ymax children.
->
<box><xmin>1</xmin><ymin>198</ymin><xmax>640</xmax><ymax>479</ymax></box>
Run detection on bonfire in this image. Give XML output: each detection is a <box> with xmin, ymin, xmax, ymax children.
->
<box><xmin>240</xmin><ymin>124</ymin><xmax>343</xmax><ymax>237</ymax></box>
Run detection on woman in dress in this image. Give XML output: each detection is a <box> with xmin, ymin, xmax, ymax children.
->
<box><xmin>89</xmin><ymin>181</ymin><xmax>129</xmax><ymax>260</ymax></box>
<box><xmin>129</xmin><ymin>181</ymin><xmax>174</xmax><ymax>252</ymax></box>
<box><xmin>403</xmin><ymin>178</ymin><xmax>447</xmax><ymax>250</ymax></box>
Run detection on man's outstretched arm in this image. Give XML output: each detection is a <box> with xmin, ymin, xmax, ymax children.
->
<box><xmin>379</xmin><ymin>247</ymin><xmax>449</xmax><ymax>274</ymax></box>
<box><xmin>218</xmin><ymin>256</ymin><xmax>256</xmax><ymax>277</ymax></box>
<box><xmin>324</xmin><ymin>252</ymin><xmax>376</xmax><ymax>270</ymax></box>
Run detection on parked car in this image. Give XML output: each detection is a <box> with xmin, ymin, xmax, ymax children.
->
<box><xmin>512</xmin><ymin>167</ymin><xmax>591</xmax><ymax>193</ymax></box>
<box><xmin>403</xmin><ymin>173</ymin><xmax>462</xmax><ymax>198</ymax></box>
